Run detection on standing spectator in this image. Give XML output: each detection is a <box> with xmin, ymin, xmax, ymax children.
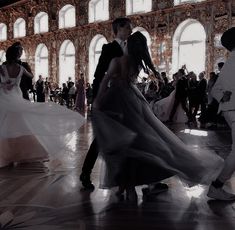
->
<box><xmin>68</xmin><ymin>82</ymin><xmax>76</xmax><ymax>108</ymax></box>
<box><xmin>86</xmin><ymin>83</ymin><xmax>93</xmax><ymax>112</ymax></box>
<box><xmin>61</xmin><ymin>83</ymin><xmax>69</xmax><ymax>105</ymax></box>
<box><xmin>67</xmin><ymin>76</ymin><xmax>74</xmax><ymax>90</ymax></box>
<box><xmin>197</xmin><ymin>71</ymin><xmax>208</xmax><ymax>126</ymax></box>
<box><xmin>44</xmin><ymin>77</ymin><xmax>51</xmax><ymax>102</ymax></box>
<box><xmin>187</xmin><ymin>72</ymin><xmax>199</xmax><ymax>122</ymax></box>
<box><xmin>75</xmin><ymin>74</ymin><xmax>85</xmax><ymax>112</ymax></box>
<box><xmin>35</xmin><ymin>75</ymin><xmax>45</xmax><ymax>102</ymax></box>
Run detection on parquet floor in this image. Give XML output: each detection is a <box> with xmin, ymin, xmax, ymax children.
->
<box><xmin>0</xmin><ymin>114</ymin><xmax>234</xmax><ymax>230</ymax></box>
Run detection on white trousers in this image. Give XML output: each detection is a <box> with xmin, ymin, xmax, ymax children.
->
<box><xmin>217</xmin><ymin>111</ymin><xmax>235</xmax><ymax>182</ymax></box>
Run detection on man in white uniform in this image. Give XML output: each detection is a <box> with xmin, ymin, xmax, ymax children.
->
<box><xmin>208</xmin><ymin>27</ymin><xmax>235</xmax><ymax>200</ymax></box>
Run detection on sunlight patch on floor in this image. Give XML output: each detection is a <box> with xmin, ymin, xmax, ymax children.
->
<box><xmin>185</xmin><ymin>185</ymin><xmax>205</xmax><ymax>198</ymax></box>
<box><xmin>182</xmin><ymin>129</ymin><xmax>208</xmax><ymax>136</ymax></box>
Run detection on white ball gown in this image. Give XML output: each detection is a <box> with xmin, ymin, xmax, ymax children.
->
<box><xmin>150</xmin><ymin>90</ymin><xmax>187</xmax><ymax>123</ymax></box>
<box><xmin>0</xmin><ymin>65</ymin><xmax>85</xmax><ymax>167</ymax></box>
<box><xmin>92</xmin><ymin>60</ymin><xmax>223</xmax><ymax>188</ymax></box>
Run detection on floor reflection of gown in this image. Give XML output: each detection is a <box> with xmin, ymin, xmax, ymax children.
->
<box><xmin>150</xmin><ymin>90</ymin><xmax>187</xmax><ymax>123</ymax></box>
<box><xmin>0</xmin><ymin>65</ymin><xmax>85</xmax><ymax>167</ymax></box>
<box><xmin>93</xmin><ymin>77</ymin><xmax>223</xmax><ymax>188</ymax></box>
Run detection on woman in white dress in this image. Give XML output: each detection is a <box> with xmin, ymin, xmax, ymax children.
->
<box><xmin>0</xmin><ymin>46</ymin><xmax>85</xmax><ymax>167</ymax></box>
<box><xmin>92</xmin><ymin>32</ymin><xmax>223</xmax><ymax>201</ymax></box>
<box><xmin>151</xmin><ymin>73</ymin><xmax>187</xmax><ymax>123</ymax></box>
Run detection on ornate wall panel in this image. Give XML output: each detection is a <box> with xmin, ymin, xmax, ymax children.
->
<box><xmin>0</xmin><ymin>0</ymin><xmax>234</xmax><ymax>83</ymax></box>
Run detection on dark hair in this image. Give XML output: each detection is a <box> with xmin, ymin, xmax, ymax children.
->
<box><xmin>112</xmin><ymin>17</ymin><xmax>131</xmax><ymax>35</ymax></box>
<box><xmin>127</xmin><ymin>31</ymin><xmax>156</xmax><ymax>75</ymax></box>
<box><xmin>218</xmin><ymin>62</ymin><xmax>224</xmax><ymax>69</ymax></box>
<box><xmin>178</xmin><ymin>68</ymin><xmax>185</xmax><ymax>75</ymax></box>
<box><xmin>11</xmin><ymin>42</ymin><xmax>22</xmax><ymax>47</ymax></box>
<box><xmin>221</xmin><ymin>27</ymin><xmax>235</xmax><ymax>51</ymax></box>
<box><xmin>6</xmin><ymin>46</ymin><xmax>20</xmax><ymax>63</ymax></box>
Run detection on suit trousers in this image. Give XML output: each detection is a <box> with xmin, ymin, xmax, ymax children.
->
<box><xmin>81</xmin><ymin>138</ymin><xmax>99</xmax><ymax>175</ymax></box>
<box><xmin>217</xmin><ymin>111</ymin><xmax>235</xmax><ymax>182</ymax></box>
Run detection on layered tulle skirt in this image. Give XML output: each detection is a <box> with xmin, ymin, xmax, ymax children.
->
<box><xmin>92</xmin><ymin>82</ymin><xmax>223</xmax><ymax>188</ymax></box>
<box><xmin>150</xmin><ymin>90</ymin><xmax>187</xmax><ymax>123</ymax></box>
<box><xmin>0</xmin><ymin>89</ymin><xmax>85</xmax><ymax>167</ymax></box>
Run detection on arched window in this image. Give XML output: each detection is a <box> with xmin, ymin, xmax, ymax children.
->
<box><xmin>89</xmin><ymin>35</ymin><xmax>107</xmax><ymax>83</ymax></box>
<box><xmin>126</xmin><ymin>0</ymin><xmax>152</xmax><ymax>15</ymax></box>
<box><xmin>89</xmin><ymin>0</ymin><xmax>109</xmax><ymax>23</ymax></box>
<box><xmin>132</xmin><ymin>27</ymin><xmax>152</xmax><ymax>80</ymax></box>
<box><xmin>174</xmin><ymin>0</ymin><xmax>205</xmax><ymax>6</ymax></box>
<box><xmin>35</xmin><ymin>44</ymin><xmax>48</xmax><ymax>80</ymax></box>
<box><xmin>172</xmin><ymin>19</ymin><xmax>206</xmax><ymax>76</ymax></box>
<box><xmin>0</xmin><ymin>50</ymin><xmax>6</xmax><ymax>64</ymax></box>
<box><xmin>14</xmin><ymin>18</ymin><xmax>26</xmax><ymax>38</ymax></box>
<box><xmin>59</xmin><ymin>40</ymin><xmax>75</xmax><ymax>86</ymax></box>
<box><xmin>0</xmin><ymin>23</ymin><xmax>7</xmax><ymax>41</ymax></box>
<box><xmin>34</xmin><ymin>12</ymin><xmax>48</xmax><ymax>34</ymax></box>
<box><xmin>59</xmin><ymin>5</ymin><xmax>76</xmax><ymax>29</ymax></box>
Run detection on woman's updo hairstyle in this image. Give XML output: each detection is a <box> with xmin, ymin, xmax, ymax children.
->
<box><xmin>127</xmin><ymin>31</ymin><xmax>147</xmax><ymax>71</ymax></box>
<box><xmin>6</xmin><ymin>46</ymin><xmax>19</xmax><ymax>63</ymax></box>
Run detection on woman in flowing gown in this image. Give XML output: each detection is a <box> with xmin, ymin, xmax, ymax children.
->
<box><xmin>92</xmin><ymin>31</ymin><xmax>223</xmax><ymax>201</ymax></box>
<box><xmin>0</xmin><ymin>45</ymin><xmax>85</xmax><ymax>167</ymax></box>
<box><xmin>151</xmin><ymin>75</ymin><xmax>187</xmax><ymax>123</ymax></box>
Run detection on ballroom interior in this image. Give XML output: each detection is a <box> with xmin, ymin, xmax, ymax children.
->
<box><xmin>0</xmin><ymin>0</ymin><xmax>235</xmax><ymax>229</ymax></box>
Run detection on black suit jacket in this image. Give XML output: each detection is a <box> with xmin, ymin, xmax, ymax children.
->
<box><xmin>92</xmin><ymin>40</ymin><xmax>123</xmax><ymax>99</ymax></box>
<box><xmin>197</xmin><ymin>78</ymin><xmax>207</xmax><ymax>101</ymax></box>
<box><xmin>175</xmin><ymin>76</ymin><xmax>188</xmax><ymax>99</ymax></box>
<box><xmin>19</xmin><ymin>61</ymin><xmax>34</xmax><ymax>100</ymax></box>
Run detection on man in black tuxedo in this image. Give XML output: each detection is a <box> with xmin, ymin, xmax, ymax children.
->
<box><xmin>12</xmin><ymin>42</ymin><xmax>33</xmax><ymax>100</ymax></box>
<box><xmin>80</xmin><ymin>17</ymin><xmax>132</xmax><ymax>189</ymax></box>
<box><xmin>168</xmin><ymin>68</ymin><xmax>191</xmax><ymax>123</ymax></box>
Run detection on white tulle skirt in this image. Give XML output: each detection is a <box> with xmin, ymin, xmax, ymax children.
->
<box><xmin>93</xmin><ymin>82</ymin><xmax>224</xmax><ymax>188</ymax></box>
<box><xmin>0</xmin><ymin>88</ymin><xmax>85</xmax><ymax>167</ymax></box>
<box><xmin>150</xmin><ymin>90</ymin><xmax>187</xmax><ymax>123</ymax></box>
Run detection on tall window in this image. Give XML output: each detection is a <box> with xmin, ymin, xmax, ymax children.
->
<box><xmin>172</xmin><ymin>19</ymin><xmax>206</xmax><ymax>76</ymax></box>
<box><xmin>59</xmin><ymin>40</ymin><xmax>75</xmax><ymax>86</ymax></box>
<box><xmin>14</xmin><ymin>18</ymin><xmax>26</xmax><ymax>38</ymax></box>
<box><xmin>0</xmin><ymin>23</ymin><xmax>7</xmax><ymax>41</ymax></box>
<box><xmin>174</xmin><ymin>0</ymin><xmax>205</xmax><ymax>5</ymax></box>
<box><xmin>35</xmin><ymin>44</ymin><xmax>48</xmax><ymax>80</ymax></box>
<box><xmin>126</xmin><ymin>0</ymin><xmax>152</xmax><ymax>15</ymax></box>
<box><xmin>59</xmin><ymin>5</ymin><xmax>76</xmax><ymax>29</ymax></box>
<box><xmin>89</xmin><ymin>0</ymin><xmax>109</xmax><ymax>23</ymax></box>
<box><xmin>0</xmin><ymin>50</ymin><xmax>6</xmax><ymax>64</ymax></box>
<box><xmin>89</xmin><ymin>35</ymin><xmax>107</xmax><ymax>83</ymax></box>
<box><xmin>34</xmin><ymin>12</ymin><xmax>48</xmax><ymax>34</ymax></box>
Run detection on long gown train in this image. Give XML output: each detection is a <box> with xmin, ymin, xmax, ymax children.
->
<box><xmin>0</xmin><ymin>65</ymin><xmax>85</xmax><ymax>167</ymax></box>
<box><xmin>92</xmin><ymin>79</ymin><xmax>223</xmax><ymax>188</ymax></box>
<box><xmin>150</xmin><ymin>90</ymin><xmax>187</xmax><ymax>123</ymax></box>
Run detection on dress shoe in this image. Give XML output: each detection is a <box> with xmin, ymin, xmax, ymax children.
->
<box><xmin>80</xmin><ymin>173</ymin><xmax>95</xmax><ymax>190</ymax></box>
<box><xmin>126</xmin><ymin>188</ymin><xmax>138</xmax><ymax>202</ymax></box>
<box><xmin>207</xmin><ymin>185</ymin><xmax>235</xmax><ymax>201</ymax></box>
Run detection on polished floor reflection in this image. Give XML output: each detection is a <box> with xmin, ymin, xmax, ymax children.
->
<box><xmin>0</xmin><ymin>117</ymin><xmax>234</xmax><ymax>230</ymax></box>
